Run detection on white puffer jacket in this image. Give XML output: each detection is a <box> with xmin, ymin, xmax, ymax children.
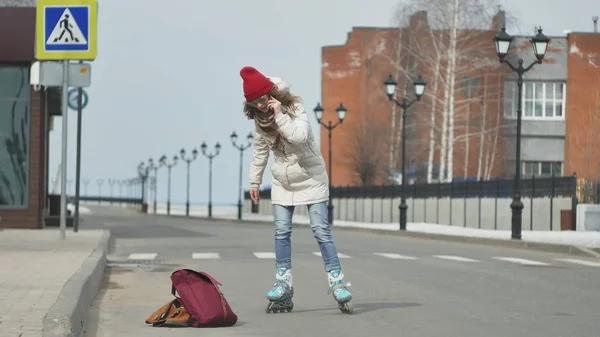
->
<box><xmin>248</xmin><ymin>79</ymin><xmax>329</xmax><ymax>206</ymax></box>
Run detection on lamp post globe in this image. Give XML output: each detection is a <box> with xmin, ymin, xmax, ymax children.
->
<box><xmin>494</xmin><ymin>26</ymin><xmax>513</xmax><ymax>60</ymax></box>
<box><xmin>335</xmin><ymin>103</ymin><xmax>347</xmax><ymax>122</ymax></box>
<box><xmin>313</xmin><ymin>102</ymin><xmax>324</xmax><ymax>123</ymax></box>
<box><xmin>531</xmin><ymin>28</ymin><xmax>550</xmax><ymax>61</ymax></box>
<box><xmin>413</xmin><ymin>75</ymin><xmax>426</xmax><ymax>99</ymax></box>
<box><xmin>384</xmin><ymin>74</ymin><xmax>398</xmax><ymax>98</ymax></box>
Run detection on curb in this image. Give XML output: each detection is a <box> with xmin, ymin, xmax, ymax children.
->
<box><xmin>43</xmin><ymin>230</ymin><xmax>112</xmax><ymax>337</ymax></box>
<box><xmin>153</xmin><ymin>213</ymin><xmax>600</xmax><ymax>260</ymax></box>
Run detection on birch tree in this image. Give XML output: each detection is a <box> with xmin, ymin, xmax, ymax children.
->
<box><xmin>375</xmin><ymin>0</ymin><xmax>519</xmax><ymax>182</ymax></box>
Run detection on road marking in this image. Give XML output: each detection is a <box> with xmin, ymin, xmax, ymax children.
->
<box><xmin>433</xmin><ymin>255</ymin><xmax>480</xmax><ymax>262</ymax></box>
<box><xmin>554</xmin><ymin>258</ymin><xmax>600</xmax><ymax>267</ymax></box>
<box><xmin>128</xmin><ymin>253</ymin><xmax>157</xmax><ymax>260</ymax></box>
<box><xmin>313</xmin><ymin>252</ymin><xmax>351</xmax><ymax>258</ymax></box>
<box><xmin>254</xmin><ymin>252</ymin><xmax>276</xmax><ymax>259</ymax></box>
<box><xmin>192</xmin><ymin>253</ymin><xmax>220</xmax><ymax>259</ymax></box>
<box><xmin>493</xmin><ymin>257</ymin><xmax>549</xmax><ymax>266</ymax></box>
<box><xmin>373</xmin><ymin>253</ymin><xmax>417</xmax><ymax>260</ymax></box>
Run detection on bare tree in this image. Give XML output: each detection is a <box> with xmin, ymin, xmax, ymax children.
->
<box><xmin>374</xmin><ymin>0</ymin><xmax>519</xmax><ymax>182</ymax></box>
<box><xmin>342</xmin><ymin>115</ymin><xmax>391</xmax><ymax>186</ymax></box>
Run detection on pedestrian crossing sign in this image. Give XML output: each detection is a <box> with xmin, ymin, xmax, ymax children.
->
<box><xmin>36</xmin><ymin>0</ymin><xmax>98</xmax><ymax>60</ymax></box>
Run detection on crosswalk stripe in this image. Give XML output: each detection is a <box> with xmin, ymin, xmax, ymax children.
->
<box><xmin>313</xmin><ymin>252</ymin><xmax>351</xmax><ymax>258</ymax></box>
<box><xmin>128</xmin><ymin>253</ymin><xmax>157</xmax><ymax>260</ymax></box>
<box><xmin>553</xmin><ymin>258</ymin><xmax>600</xmax><ymax>267</ymax></box>
<box><xmin>254</xmin><ymin>252</ymin><xmax>276</xmax><ymax>259</ymax></box>
<box><xmin>192</xmin><ymin>253</ymin><xmax>220</xmax><ymax>259</ymax></box>
<box><xmin>493</xmin><ymin>257</ymin><xmax>549</xmax><ymax>266</ymax></box>
<box><xmin>433</xmin><ymin>255</ymin><xmax>480</xmax><ymax>262</ymax></box>
<box><xmin>373</xmin><ymin>253</ymin><xmax>417</xmax><ymax>260</ymax></box>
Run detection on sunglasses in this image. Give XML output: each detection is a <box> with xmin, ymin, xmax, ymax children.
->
<box><xmin>248</xmin><ymin>95</ymin><xmax>269</xmax><ymax>108</ymax></box>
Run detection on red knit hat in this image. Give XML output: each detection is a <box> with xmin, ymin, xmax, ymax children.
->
<box><xmin>240</xmin><ymin>66</ymin><xmax>274</xmax><ymax>102</ymax></box>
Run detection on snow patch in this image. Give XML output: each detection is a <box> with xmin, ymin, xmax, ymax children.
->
<box><xmin>569</xmin><ymin>43</ymin><xmax>599</xmax><ymax>68</ymax></box>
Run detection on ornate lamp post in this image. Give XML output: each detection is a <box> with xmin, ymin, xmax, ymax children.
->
<box><xmin>313</xmin><ymin>102</ymin><xmax>346</xmax><ymax>225</ymax></box>
<box><xmin>159</xmin><ymin>154</ymin><xmax>178</xmax><ymax>216</ymax></box>
<box><xmin>180</xmin><ymin>148</ymin><xmax>198</xmax><ymax>217</ymax></box>
<box><xmin>137</xmin><ymin>161</ymin><xmax>151</xmax><ymax>213</ymax></box>
<box><xmin>231</xmin><ymin>131</ymin><xmax>253</xmax><ymax>220</ymax></box>
<box><xmin>201</xmin><ymin>142</ymin><xmax>221</xmax><ymax>218</ymax></box>
<box><xmin>383</xmin><ymin>73</ymin><xmax>426</xmax><ymax>230</ymax></box>
<box><xmin>148</xmin><ymin>157</ymin><xmax>165</xmax><ymax>214</ymax></box>
<box><xmin>494</xmin><ymin>26</ymin><xmax>550</xmax><ymax>240</ymax></box>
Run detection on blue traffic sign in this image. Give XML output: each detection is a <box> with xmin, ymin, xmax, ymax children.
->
<box><xmin>68</xmin><ymin>88</ymin><xmax>89</xmax><ymax>110</ymax></box>
<box><xmin>36</xmin><ymin>0</ymin><xmax>98</xmax><ymax>60</ymax></box>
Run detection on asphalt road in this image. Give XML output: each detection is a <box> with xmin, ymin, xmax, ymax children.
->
<box><xmin>80</xmin><ymin>206</ymin><xmax>600</xmax><ymax>337</ymax></box>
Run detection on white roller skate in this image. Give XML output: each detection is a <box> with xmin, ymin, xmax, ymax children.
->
<box><xmin>265</xmin><ymin>267</ymin><xmax>294</xmax><ymax>313</ymax></box>
<box><xmin>327</xmin><ymin>269</ymin><xmax>353</xmax><ymax>314</ymax></box>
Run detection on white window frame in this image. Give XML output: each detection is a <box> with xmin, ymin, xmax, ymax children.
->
<box><xmin>504</xmin><ymin>81</ymin><xmax>566</xmax><ymax>120</ymax></box>
<box><xmin>522</xmin><ymin>161</ymin><xmax>563</xmax><ymax>177</ymax></box>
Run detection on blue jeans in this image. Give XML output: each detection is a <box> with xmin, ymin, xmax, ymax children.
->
<box><xmin>273</xmin><ymin>201</ymin><xmax>341</xmax><ymax>272</ymax></box>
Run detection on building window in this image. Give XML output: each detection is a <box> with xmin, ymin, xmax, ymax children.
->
<box><xmin>0</xmin><ymin>67</ymin><xmax>30</xmax><ymax>208</ymax></box>
<box><xmin>504</xmin><ymin>81</ymin><xmax>565</xmax><ymax>120</ymax></box>
<box><xmin>522</xmin><ymin>161</ymin><xmax>563</xmax><ymax>177</ymax></box>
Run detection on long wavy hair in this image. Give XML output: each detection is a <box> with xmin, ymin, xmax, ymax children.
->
<box><xmin>242</xmin><ymin>85</ymin><xmax>302</xmax><ymax>120</ymax></box>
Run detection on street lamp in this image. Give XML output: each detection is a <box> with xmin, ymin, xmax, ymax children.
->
<box><xmin>159</xmin><ymin>154</ymin><xmax>178</xmax><ymax>216</ymax></box>
<box><xmin>231</xmin><ymin>131</ymin><xmax>253</xmax><ymax>220</ymax></box>
<box><xmin>383</xmin><ymin>73</ymin><xmax>426</xmax><ymax>231</ymax></box>
<box><xmin>494</xmin><ymin>26</ymin><xmax>550</xmax><ymax>240</ymax></box>
<box><xmin>148</xmin><ymin>157</ymin><xmax>165</xmax><ymax>214</ymax></box>
<box><xmin>137</xmin><ymin>161</ymin><xmax>151</xmax><ymax>213</ymax></box>
<box><xmin>313</xmin><ymin>102</ymin><xmax>346</xmax><ymax>225</ymax></box>
<box><xmin>180</xmin><ymin>147</ymin><xmax>199</xmax><ymax>217</ymax></box>
<box><xmin>201</xmin><ymin>141</ymin><xmax>221</xmax><ymax>218</ymax></box>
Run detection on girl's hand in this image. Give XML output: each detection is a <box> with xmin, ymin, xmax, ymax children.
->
<box><xmin>267</xmin><ymin>97</ymin><xmax>283</xmax><ymax>115</ymax></box>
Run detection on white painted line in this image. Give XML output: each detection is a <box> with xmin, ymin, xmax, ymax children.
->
<box><xmin>554</xmin><ymin>258</ymin><xmax>600</xmax><ymax>267</ymax></box>
<box><xmin>254</xmin><ymin>252</ymin><xmax>276</xmax><ymax>259</ymax></box>
<box><xmin>493</xmin><ymin>257</ymin><xmax>549</xmax><ymax>266</ymax></box>
<box><xmin>128</xmin><ymin>253</ymin><xmax>157</xmax><ymax>260</ymax></box>
<box><xmin>373</xmin><ymin>253</ymin><xmax>417</xmax><ymax>260</ymax></box>
<box><xmin>433</xmin><ymin>255</ymin><xmax>480</xmax><ymax>262</ymax></box>
<box><xmin>192</xmin><ymin>253</ymin><xmax>220</xmax><ymax>259</ymax></box>
<box><xmin>313</xmin><ymin>252</ymin><xmax>351</xmax><ymax>258</ymax></box>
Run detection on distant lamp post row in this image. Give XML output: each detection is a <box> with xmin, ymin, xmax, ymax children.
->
<box><xmin>201</xmin><ymin>141</ymin><xmax>221</xmax><ymax>218</ymax></box>
<box><xmin>383</xmin><ymin>73</ymin><xmax>426</xmax><ymax>231</ymax></box>
<box><xmin>231</xmin><ymin>131</ymin><xmax>253</xmax><ymax>220</ymax></box>
<box><xmin>313</xmin><ymin>102</ymin><xmax>347</xmax><ymax>226</ymax></box>
<box><xmin>494</xmin><ymin>26</ymin><xmax>550</xmax><ymax>240</ymax></box>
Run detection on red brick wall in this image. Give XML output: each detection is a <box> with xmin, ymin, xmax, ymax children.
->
<box><xmin>564</xmin><ymin>33</ymin><xmax>600</xmax><ymax>180</ymax></box>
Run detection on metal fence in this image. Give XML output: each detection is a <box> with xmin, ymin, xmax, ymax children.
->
<box><xmin>245</xmin><ymin>174</ymin><xmax>580</xmax><ymax>231</ymax></box>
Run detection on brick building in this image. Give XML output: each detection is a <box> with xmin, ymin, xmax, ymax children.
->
<box><xmin>320</xmin><ymin>10</ymin><xmax>600</xmax><ymax>187</ymax></box>
<box><xmin>0</xmin><ymin>1</ymin><xmax>59</xmax><ymax>229</ymax></box>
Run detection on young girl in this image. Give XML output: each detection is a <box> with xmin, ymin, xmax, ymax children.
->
<box><xmin>239</xmin><ymin>66</ymin><xmax>353</xmax><ymax>314</ymax></box>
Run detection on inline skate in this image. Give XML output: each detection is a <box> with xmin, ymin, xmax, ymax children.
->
<box><xmin>265</xmin><ymin>267</ymin><xmax>294</xmax><ymax>313</ymax></box>
<box><xmin>327</xmin><ymin>269</ymin><xmax>353</xmax><ymax>314</ymax></box>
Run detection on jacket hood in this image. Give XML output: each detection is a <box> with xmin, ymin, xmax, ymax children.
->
<box><xmin>266</xmin><ymin>76</ymin><xmax>290</xmax><ymax>92</ymax></box>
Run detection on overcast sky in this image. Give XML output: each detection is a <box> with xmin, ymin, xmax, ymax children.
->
<box><xmin>47</xmin><ymin>0</ymin><xmax>599</xmax><ymax>206</ymax></box>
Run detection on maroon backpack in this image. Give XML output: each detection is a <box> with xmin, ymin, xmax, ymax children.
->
<box><xmin>170</xmin><ymin>269</ymin><xmax>238</xmax><ymax>327</ymax></box>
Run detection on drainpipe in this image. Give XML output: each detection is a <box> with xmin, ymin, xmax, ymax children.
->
<box><xmin>593</xmin><ymin>16</ymin><xmax>598</xmax><ymax>32</ymax></box>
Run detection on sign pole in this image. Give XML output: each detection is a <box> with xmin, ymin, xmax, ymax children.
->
<box><xmin>59</xmin><ymin>60</ymin><xmax>70</xmax><ymax>240</ymax></box>
<box><xmin>73</xmin><ymin>70</ymin><xmax>83</xmax><ymax>232</ymax></box>
<box><xmin>36</xmin><ymin>0</ymin><xmax>98</xmax><ymax>240</ymax></box>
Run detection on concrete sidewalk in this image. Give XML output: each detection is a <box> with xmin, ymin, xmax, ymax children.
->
<box><xmin>0</xmin><ymin>228</ymin><xmax>111</xmax><ymax>337</ymax></box>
